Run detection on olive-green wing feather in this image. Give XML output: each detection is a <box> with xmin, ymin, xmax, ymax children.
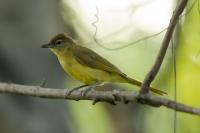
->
<box><xmin>73</xmin><ymin>46</ymin><xmax>167</xmax><ymax>95</ymax></box>
<box><xmin>73</xmin><ymin>45</ymin><xmax>126</xmax><ymax>76</ymax></box>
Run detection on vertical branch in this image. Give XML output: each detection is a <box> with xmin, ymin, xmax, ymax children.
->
<box><xmin>171</xmin><ymin>34</ymin><xmax>177</xmax><ymax>133</ymax></box>
<box><xmin>139</xmin><ymin>0</ymin><xmax>188</xmax><ymax>95</ymax></box>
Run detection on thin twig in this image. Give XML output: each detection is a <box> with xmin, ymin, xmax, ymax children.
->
<box><xmin>139</xmin><ymin>0</ymin><xmax>188</xmax><ymax>94</ymax></box>
<box><xmin>90</xmin><ymin>0</ymin><xmax>195</xmax><ymax>51</ymax></box>
<box><xmin>0</xmin><ymin>82</ymin><xmax>200</xmax><ymax>115</ymax></box>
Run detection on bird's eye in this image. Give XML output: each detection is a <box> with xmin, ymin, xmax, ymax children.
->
<box><xmin>55</xmin><ymin>40</ymin><xmax>63</xmax><ymax>45</ymax></box>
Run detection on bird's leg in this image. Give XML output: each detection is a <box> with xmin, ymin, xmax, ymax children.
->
<box><xmin>85</xmin><ymin>83</ymin><xmax>117</xmax><ymax>105</ymax></box>
<box><xmin>81</xmin><ymin>82</ymin><xmax>102</xmax><ymax>96</ymax></box>
<box><xmin>67</xmin><ymin>84</ymin><xmax>89</xmax><ymax>96</ymax></box>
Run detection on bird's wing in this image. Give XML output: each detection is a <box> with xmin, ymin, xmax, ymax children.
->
<box><xmin>73</xmin><ymin>45</ymin><xmax>126</xmax><ymax>76</ymax></box>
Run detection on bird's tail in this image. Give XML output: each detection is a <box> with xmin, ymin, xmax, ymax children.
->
<box><xmin>123</xmin><ymin>75</ymin><xmax>167</xmax><ymax>95</ymax></box>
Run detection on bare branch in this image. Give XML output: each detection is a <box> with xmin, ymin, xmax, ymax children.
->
<box><xmin>0</xmin><ymin>82</ymin><xmax>200</xmax><ymax>116</ymax></box>
<box><xmin>139</xmin><ymin>0</ymin><xmax>188</xmax><ymax>94</ymax></box>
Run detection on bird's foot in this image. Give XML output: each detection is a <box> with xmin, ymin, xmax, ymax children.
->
<box><xmin>66</xmin><ymin>84</ymin><xmax>89</xmax><ymax>96</ymax></box>
<box><xmin>80</xmin><ymin>82</ymin><xmax>102</xmax><ymax>96</ymax></box>
<box><xmin>112</xmin><ymin>89</ymin><xmax>130</xmax><ymax>104</ymax></box>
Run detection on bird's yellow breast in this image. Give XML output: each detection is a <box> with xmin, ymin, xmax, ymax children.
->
<box><xmin>55</xmin><ymin>50</ymin><xmax>117</xmax><ymax>84</ymax></box>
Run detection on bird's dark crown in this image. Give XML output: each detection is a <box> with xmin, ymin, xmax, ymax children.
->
<box><xmin>41</xmin><ymin>33</ymin><xmax>75</xmax><ymax>49</ymax></box>
<box><xmin>50</xmin><ymin>33</ymin><xmax>74</xmax><ymax>45</ymax></box>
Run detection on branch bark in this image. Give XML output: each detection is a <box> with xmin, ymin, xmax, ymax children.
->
<box><xmin>139</xmin><ymin>0</ymin><xmax>188</xmax><ymax>94</ymax></box>
<box><xmin>0</xmin><ymin>82</ymin><xmax>200</xmax><ymax>116</ymax></box>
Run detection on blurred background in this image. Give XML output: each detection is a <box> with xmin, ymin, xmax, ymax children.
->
<box><xmin>0</xmin><ymin>0</ymin><xmax>200</xmax><ymax>133</ymax></box>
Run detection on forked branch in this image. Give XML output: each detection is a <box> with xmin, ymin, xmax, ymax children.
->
<box><xmin>0</xmin><ymin>82</ymin><xmax>200</xmax><ymax>116</ymax></box>
<box><xmin>139</xmin><ymin>0</ymin><xmax>188</xmax><ymax>94</ymax></box>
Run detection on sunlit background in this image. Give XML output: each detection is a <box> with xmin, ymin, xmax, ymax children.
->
<box><xmin>0</xmin><ymin>0</ymin><xmax>200</xmax><ymax>133</ymax></box>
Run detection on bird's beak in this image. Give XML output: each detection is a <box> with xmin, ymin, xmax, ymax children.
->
<box><xmin>41</xmin><ymin>43</ymin><xmax>54</xmax><ymax>48</ymax></box>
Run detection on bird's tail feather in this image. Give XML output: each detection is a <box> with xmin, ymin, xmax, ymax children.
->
<box><xmin>122</xmin><ymin>75</ymin><xmax>167</xmax><ymax>95</ymax></box>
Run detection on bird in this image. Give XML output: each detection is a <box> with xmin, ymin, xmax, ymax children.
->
<box><xmin>41</xmin><ymin>33</ymin><xmax>166</xmax><ymax>95</ymax></box>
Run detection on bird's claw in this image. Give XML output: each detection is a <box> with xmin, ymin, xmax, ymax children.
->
<box><xmin>66</xmin><ymin>84</ymin><xmax>89</xmax><ymax>96</ymax></box>
<box><xmin>112</xmin><ymin>89</ymin><xmax>130</xmax><ymax>104</ymax></box>
<box><xmin>80</xmin><ymin>87</ymin><xmax>93</xmax><ymax>96</ymax></box>
<box><xmin>66</xmin><ymin>89</ymin><xmax>75</xmax><ymax>96</ymax></box>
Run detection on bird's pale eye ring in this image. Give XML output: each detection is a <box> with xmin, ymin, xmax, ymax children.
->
<box><xmin>55</xmin><ymin>40</ymin><xmax>63</xmax><ymax>45</ymax></box>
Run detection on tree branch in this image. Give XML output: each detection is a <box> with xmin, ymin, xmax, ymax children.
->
<box><xmin>0</xmin><ymin>82</ymin><xmax>200</xmax><ymax>116</ymax></box>
<box><xmin>139</xmin><ymin>0</ymin><xmax>188</xmax><ymax>94</ymax></box>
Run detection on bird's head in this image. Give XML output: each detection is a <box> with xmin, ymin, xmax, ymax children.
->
<box><xmin>41</xmin><ymin>33</ymin><xmax>75</xmax><ymax>54</ymax></box>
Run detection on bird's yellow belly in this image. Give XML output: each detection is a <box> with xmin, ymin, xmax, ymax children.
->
<box><xmin>58</xmin><ymin>57</ymin><xmax>117</xmax><ymax>84</ymax></box>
